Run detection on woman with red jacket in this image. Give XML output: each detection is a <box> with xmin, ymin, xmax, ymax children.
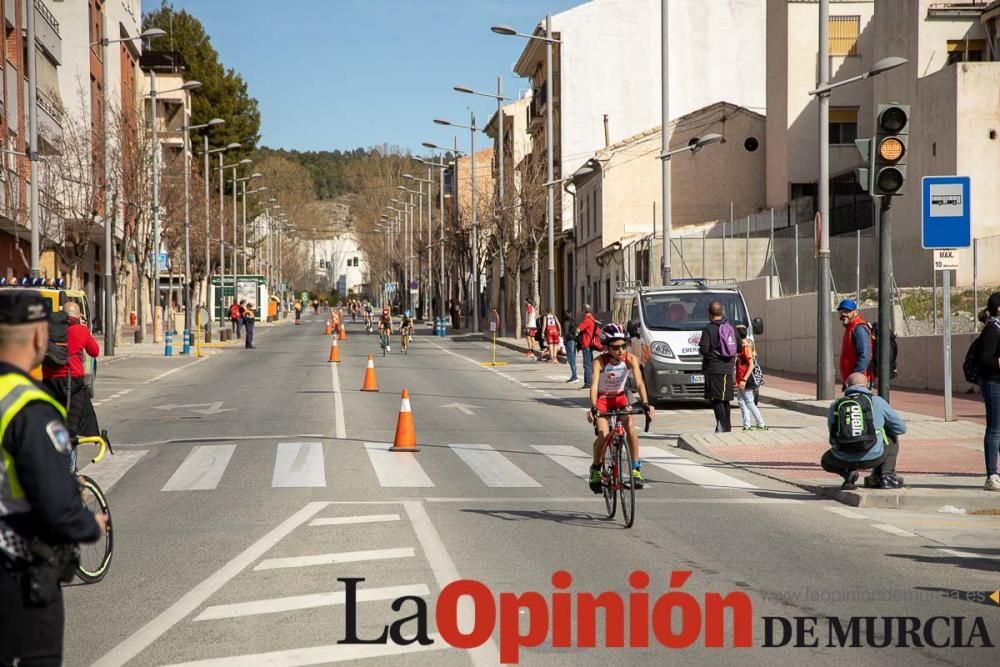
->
<box><xmin>41</xmin><ymin>302</ymin><xmax>100</xmax><ymax>438</ymax></box>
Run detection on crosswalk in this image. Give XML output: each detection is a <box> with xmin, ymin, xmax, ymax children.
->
<box><xmin>85</xmin><ymin>439</ymin><xmax>757</xmax><ymax>495</ymax></box>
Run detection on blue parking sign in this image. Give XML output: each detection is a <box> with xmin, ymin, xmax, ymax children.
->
<box><xmin>922</xmin><ymin>176</ymin><xmax>970</xmax><ymax>249</ymax></box>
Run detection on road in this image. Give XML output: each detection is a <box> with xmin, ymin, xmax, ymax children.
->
<box><xmin>65</xmin><ymin>313</ymin><xmax>1000</xmax><ymax>666</ymax></box>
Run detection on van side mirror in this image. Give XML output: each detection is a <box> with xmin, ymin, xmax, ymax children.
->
<box><xmin>752</xmin><ymin>318</ymin><xmax>764</xmax><ymax>336</ymax></box>
<box><xmin>627</xmin><ymin>320</ymin><xmax>640</xmax><ymax>338</ymax></box>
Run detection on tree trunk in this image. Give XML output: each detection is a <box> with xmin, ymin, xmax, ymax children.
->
<box><xmin>531</xmin><ymin>241</ymin><xmax>540</xmax><ymax>309</ymax></box>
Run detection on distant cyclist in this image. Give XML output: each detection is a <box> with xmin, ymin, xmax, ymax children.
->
<box><xmin>587</xmin><ymin>323</ymin><xmax>653</xmax><ymax>492</ymax></box>
<box><xmin>399</xmin><ymin>311</ymin><xmax>414</xmax><ymax>352</ymax></box>
<box><xmin>378</xmin><ymin>309</ymin><xmax>393</xmax><ymax>352</ymax></box>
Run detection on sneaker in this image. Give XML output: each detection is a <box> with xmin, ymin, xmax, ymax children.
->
<box><xmin>742</xmin><ymin>427</ymin><xmax>753</xmax><ymax>432</ymax></box>
<box><xmin>754</xmin><ymin>425</ymin><xmax>768</xmax><ymax>431</ymax></box>
<box><xmin>841</xmin><ymin>471</ymin><xmax>859</xmax><ymax>490</ymax></box>
<box><xmin>984</xmin><ymin>474</ymin><xmax>1000</xmax><ymax>491</ymax></box>
<box><xmin>631</xmin><ymin>468</ymin><xmax>645</xmax><ymax>489</ymax></box>
<box><xmin>878</xmin><ymin>474</ymin><xmax>905</xmax><ymax>489</ymax></box>
<box><xmin>863</xmin><ymin>474</ymin><xmax>881</xmax><ymax>489</ymax></box>
<box><xmin>588</xmin><ymin>466</ymin><xmax>603</xmax><ymax>494</ymax></box>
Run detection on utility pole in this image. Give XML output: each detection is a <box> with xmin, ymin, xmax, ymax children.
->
<box><xmin>27</xmin><ymin>5</ymin><xmax>40</xmax><ymax>278</ymax></box>
<box><xmin>816</xmin><ymin>0</ymin><xmax>834</xmax><ymax>400</ymax></box>
<box><xmin>660</xmin><ymin>0</ymin><xmax>671</xmax><ymax>286</ymax></box>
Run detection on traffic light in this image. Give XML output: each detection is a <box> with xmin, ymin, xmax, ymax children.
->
<box><xmin>347</xmin><ymin>259</ymin><xmax>352</xmax><ymax>268</ymax></box>
<box><xmin>854</xmin><ymin>138</ymin><xmax>872</xmax><ymax>193</ymax></box>
<box><xmin>872</xmin><ymin>104</ymin><xmax>909</xmax><ymax>196</ymax></box>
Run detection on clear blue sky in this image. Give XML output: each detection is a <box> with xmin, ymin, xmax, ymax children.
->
<box><xmin>165</xmin><ymin>0</ymin><xmax>584</xmax><ymax>153</ymax></box>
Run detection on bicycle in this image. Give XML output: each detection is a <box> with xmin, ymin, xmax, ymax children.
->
<box><xmin>400</xmin><ymin>328</ymin><xmax>412</xmax><ymax>354</ymax></box>
<box><xmin>595</xmin><ymin>406</ymin><xmax>650</xmax><ymax>528</ymax></box>
<box><xmin>379</xmin><ymin>330</ymin><xmax>390</xmax><ymax>356</ymax></box>
<box><xmin>72</xmin><ymin>430</ymin><xmax>114</xmax><ymax>583</ymax></box>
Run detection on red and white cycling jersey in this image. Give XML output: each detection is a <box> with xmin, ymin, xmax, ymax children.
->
<box><xmin>597</xmin><ymin>352</ymin><xmax>631</xmax><ymax>396</ymax></box>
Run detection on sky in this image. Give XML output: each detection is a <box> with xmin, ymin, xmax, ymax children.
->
<box><xmin>165</xmin><ymin>0</ymin><xmax>586</xmax><ymax>154</ymax></box>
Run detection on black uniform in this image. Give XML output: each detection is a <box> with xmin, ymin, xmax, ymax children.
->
<box><xmin>0</xmin><ymin>292</ymin><xmax>102</xmax><ymax>667</ymax></box>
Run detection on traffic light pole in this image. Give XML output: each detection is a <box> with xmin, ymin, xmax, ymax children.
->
<box><xmin>877</xmin><ymin>195</ymin><xmax>892</xmax><ymax>401</ymax></box>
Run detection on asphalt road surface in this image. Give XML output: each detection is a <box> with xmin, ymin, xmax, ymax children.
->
<box><xmin>65</xmin><ymin>313</ymin><xmax>1000</xmax><ymax>666</ymax></box>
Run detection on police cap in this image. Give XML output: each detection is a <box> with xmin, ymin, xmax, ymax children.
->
<box><xmin>0</xmin><ymin>290</ymin><xmax>51</xmax><ymax>325</ymax></box>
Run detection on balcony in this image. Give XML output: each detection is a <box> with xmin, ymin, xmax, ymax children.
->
<box><xmin>36</xmin><ymin>88</ymin><xmax>62</xmax><ymax>148</ymax></box>
<box><xmin>31</xmin><ymin>0</ymin><xmax>62</xmax><ymax>65</ymax></box>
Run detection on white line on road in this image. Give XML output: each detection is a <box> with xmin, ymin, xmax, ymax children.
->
<box><xmin>404</xmin><ymin>501</ymin><xmax>498</xmax><ymax>667</ymax></box>
<box><xmin>253</xmin><ymin>547</ymin><xmax>415</xmax><ymax>571</ymax></box>
<box><xmin>641</xmin><ymin>445</ymin><xmax>759</xmax><ymax>490</ymax></box>
<box><xmin>272</xmin><ymin>442</ymin><xmax>326</xmax><ymax>488</ymax></box>
<box><xmin>308</xmin><ymin>513</ymin><xmax>401</xmax><ymax>526</ymax></box>
<box><xmin>824</xmin><ymin>506</ymin><xmax>868</xmax><ymax>520</ymax></box>
<box><xmin>422</xmin><ymin>496</ymin><xmax>803</xmax><ymax>504</ymax></box>
<box><xmin>194</xmin><ymin>583</ymin><xmax>430</xmax><ymax>621</ymax></box>
<box><xmin>158</xmin><ymin>634</ymin><xmax>447</xmax><ymax>666</ymax></box>
<box><xmin>531</xmin><ymin>444</ymin><xmax>593</xmax><ymax>478</ymax></box>
<box><xmin>364</xmin><ymin>442</ymin><xmax>434</xmax><ymax>487</ymax></box>
<box><xmin>143</xmin><ymin>357</ymin><xmax>209</xmax><ymax>384</ymax></box>
<box><xmin>92</xmin><ymin>502</ymin><xmax>331</xmax><ymax>667</ymax></box>
<box><xmin>449</xmin><ymin>444</ymin><xmax>541</xmax><ymax>488</ymax></box>
<box><xmin>937</xmin><ymin>548</ymin><xmax>1000</xmax><ymax>559</ymax></box>
<box><xmin>79</xmin><ymin>450</ymin><xmax>147</xmax><ymax>493</ymax></box>
<box><xmin>330</xmin><ymin>361</ymin><xmax>347</xmax><ymax>439</ymax></box>
<box><xmin>871</xmin><ymin>523</ymin><xmax>919</xmax><ymax>538</ymax></box>
<box><xmin>161</xmin><ymin>444</ymin><xmax>236</xmax><ymax>491</ymax></box>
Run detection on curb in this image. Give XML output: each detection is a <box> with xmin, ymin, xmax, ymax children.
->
<box><xmin>677</xmin><ymin>434</ymin><xmax>1000</xmax><ymax>513</ymax></box>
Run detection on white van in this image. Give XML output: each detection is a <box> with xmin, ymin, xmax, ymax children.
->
<box><xmin>611</xmin><ymin>280</ymin><xmax>763</xmax><ymax>403</ymax></box>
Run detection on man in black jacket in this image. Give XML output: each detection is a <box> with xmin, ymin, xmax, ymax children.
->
<box><xmin>978</xmin><ymin>292</ymin><xmax>1000</xmax><ymax>491</ymax></box>
<box><xmin>699</xmin><ymin>301</ymin><xmax>736</xmax><ymax>432</ymax></box>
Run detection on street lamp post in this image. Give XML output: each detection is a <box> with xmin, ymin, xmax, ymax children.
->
<box><xmin>245</xmin><ymin>187</ymin><xmax>267</xmax><ymax>273</ymax></box>
<box><xmin>232</xmin><ymin>171</ymin><xmax>261</xmax><ymax>305</ymax></box>
<box><xmin>808</xmin><ymin>1</ymin><xmax>907</xmax><ymax>399</ymax></box>
<box><xmin>93</xmin><ymin>26</ymin><xmax>167</xmax><ymax>354</ymax></box>
<box><xmin>421</xmin><ymin>145</ymin><xmax>465</xmax><ymax>321</ymax></box>
<box><xmin>493</xmin><ymin>17</ymin><xmax>560</xmax><ymax>312</ymax></box>
<box><xmin>203</xmin><ymin>142</ymin><xmax>240</xmax><ymax>328</ymax></box>
<box><xmin>219</xmin><ymin>158</ymin><xmax>251</xmax><ymax>325</ymax></box>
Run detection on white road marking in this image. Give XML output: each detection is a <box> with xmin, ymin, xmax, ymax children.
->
<box><xmin>309</xmin><ymin>513</ymin><xmax>401</xmax><ymax>526</ymax></box>
<box><xmin>253</xmin><ymin>547</ymin><xmax>415</xmax><ymax>571</ymax></box>
<box><xmin>871</xmin><ymin>523</ymin><xmax>919</xmax><ymax>538</ymax></box>
<box><xmin>404</xmin><ymin>501</ymin><xmax>498</xmax><ymax>666</ymax></box>
<box><xmin>937</xmin><ymin>548</ymin><xmax>1000</xmax><ymax>559</ymax></box>
<box><xmin>92</xmin><ymin>502</ymin><xmax>331</xmax><ymax>667</ymax></box>
<box><xmin>161</xmin><ymin>445</ymin><xmax>236</xmax><ymax>491</ymax></box>
<box><xmin>79</xmin><ymin>450</ymin><xmax>147</xmax><ymax>493</ymax></box>
<box><xmin>142</xmin><ymin>357</ymin><xmax>208</xmax><ymax>384</ymax></box>
<box><xmin>641</xmin><ymin>445</ymin><xmax>759</xmax><ymax>490</ymax></box>
<box><xmin>158</xmin><ymin>634</ymin><xmax>447</xmax><ymax>666</ymax></box>
<box><xmin>449</xmin><ymin>444</ymin><xmax>541</xmax><ymax>488</ymax></box>
<box><xmin>272</xmin><ymin>442</ymin><xmax>326</xmax><ymax>488</ymax></box>
<box><xmin>531</xmin><ymin>444</ymin><xmax>593</xmax><ymax>478</ymax></box>
<box><xmin>440</xmin><ymin>402</ymin><xmax>483</xmax><ymax>416</ymax></box>
<box><xmin>364</xmin><ymin>442</ymin><xmax>433</xmax><ymax>487</ymax></box>
<box><xmin>194</xmin><ymin>583</ymin><xmax>430</xmax><ymax>621</ymax></box>
<box><xmin>824</xmin><ymin>506</ymin><xmax>867</xmax><ymax>520</ymax></box>
<box><xmin>547</xmin><ymin>375</ymin><xmax>566</xmax><ymax>382</ymax></box>
<box><xmin>330</xmin><ymin>362</ymin><xmax>346</xmax><ymax>439</ymax></box>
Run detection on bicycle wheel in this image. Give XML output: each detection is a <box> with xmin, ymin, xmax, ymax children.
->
<box><xmin>618</xmin><ymin>440</ymin><xmax>636</xmax><ymax>528</ymax></box>
<box><xmin>76</xmin><ymin>475</ymin><xmax>113</xmax><ymax>583</ymax></box>
<box><xmin>602</xmin><ymin>440</ymin><xmax>617</xmax><ymax>519</ymax></box>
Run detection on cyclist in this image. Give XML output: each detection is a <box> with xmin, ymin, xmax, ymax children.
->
<box><xmin>399</xmin><ymin>311</ymin><xmax>414</xmax><ymax>352</ymax></box>
<box><xmin>378</xmin><ymin>309</ymin><xmax>393</xmax><ymax>352</ymax></box>
<box><xmin>364</xmin><ymin>301</ymin><xmax>374</xmax><ymax>332</ymax></box>
<box><xmin>587</xmin><ymin>323</ymin><xmax>653</xmax><ymax>492</ymax></box>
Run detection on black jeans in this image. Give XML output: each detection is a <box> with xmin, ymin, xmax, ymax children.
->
<box><xmin>245</xmin><ymin>321</ymin><xmax>255</xmax><ymax>348</ymax></box>
<box><xmin>0</xmin><ymin>569</ymin><xmax>64</xmax><ymax>666</ymax></box>
<box><xmin>41</xmin><ymin>377</ymin><xmax>99</xmax><ymax>437</ymax></box>
<box><xmin>821</xmin><ymin>436</ymin><xmax>899</xmax><ymax>478</ymax></box>
<box><xmin>711</xmin><ymin>401</ymin><xmax>732</xmax><ymax>433</ymax></box>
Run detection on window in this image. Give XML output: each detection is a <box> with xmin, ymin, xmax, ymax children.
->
<box><xmin>946</xmin><ymin>39</ymin><xmax>985</xmax><ymax>64</ymax></box>
<box><xmin>828</xmin><ymin>16</ymin><xmax>860</xmax><ymax>56</ymax></box>
<box><xmin>829</xmin><ymin>107</ymin><xmax>859</xmax><ymax>145</ymax></box>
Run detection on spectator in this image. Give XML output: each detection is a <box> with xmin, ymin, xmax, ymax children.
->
<box><xmin>229</xmin><ymin>300</ymin><xmax>243</xmax><ymax>339</ymax></box>
<box><xmin>534</xmin><ymin>317</ymin><xmax>547</xmax><ymax>361</ymax></box>
<box><xmin>734</xmin><ymin>324</ymin><xmax>766</xmax><ymax>431</ymax></box>
<box><xmin>524</xmin><ymin>299</ymin><xmax>538</xmax><ymax>358</ymax></box>
<box><xmin>699</xmin><ymin>301</ymin><xmax>736</xmax><ymax>433</ymax></box>
<box><xmin>976</xmin><ymin>292</ymin><xmax>1000</xmax><ymax>491</ymax></box>
<box><xmin>450</xmin><ymin>299</ymin><xmax>462</xmax><ymax>330</ymax></box>
<box><xmin>41</xmin><ymin>302</ymin><xmax>101</xmax><ymax>441</ymax></box>
<box><xmin>823</xmin><ymin>372</ymin><xmax>906</xmax><ymax>490</ymax></box>
<box><xmin>562</xmin><ymin>309</ymin><xmax>578</xmax><ymax>382</ymax></box>
<box><xmin>542</xmin><ymin>309</ymin><xmax>561</xmax><ymax>364</ymax></box>
<box><xmin>577</xmin><ymin>304</ymin><xmax>599</xmax><ymax>389</ymax></box>
<box><xmin>837</xmin><ymin>299</ymin><xmax>873</xmax><ymax>389</ymax></box>
<box><xmin>243</xmin><ymin>302</ymin><xmax>257</xmax><ymax>349</ymax></box>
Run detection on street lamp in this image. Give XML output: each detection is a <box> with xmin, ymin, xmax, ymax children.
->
<box><xmin>235</xmin><ymin>172</ymin><xmax>262</xmax><ymax>277</ymax></box>
<box><xmin>90</xmin><ymin>26</ymin><xmax>167</xmax><ymax>353</ymax></box>
<box><xmin>434</xmin><ymin>113</ymin><xmax>481</xmax><ymax>332</ymax></box>
<box><xmin>218</xmin><ymin>157</ymin><xmax>251</xmax><ymax>324</ymax></box>
<box><xmin>148</xmin><ymin>75</ymin><xmax>201</xmax><ymax>341</ymax></box>
<box><xmin>245</xmin><ymin>186</ymin><xmax>267</xmax><ymax>273</ymax></box>
<box><xmin>493</xmin><ymin>16</ymin><xmax>561</xmax><ymax>313</ymax></box>
<box><xmin>808</xmin><ymin>0</ymin><xmax>909</xmax><ymax>401</ymax></box>
<box><xmin>202</xmin><ymin>140</ymin><xmax>239</xmax><ymax>327</ymax></box>
<box><xmin>404</xmin><ymin>173</ymin><xmax>435</xmax><ymax>320</ymax></box>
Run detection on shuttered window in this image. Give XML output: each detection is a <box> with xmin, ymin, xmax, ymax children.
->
<box><xmin>830</xmin><ymin>107</ymin><xmax>859</xmax><ymax>145</ymax></box>
<box><xmin>829</xmin><ymin>16</ymin><xmax>860</xmax><ymax>56</ymax></box>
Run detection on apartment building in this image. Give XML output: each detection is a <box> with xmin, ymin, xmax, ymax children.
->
<box><xmin>0</xmin><ymin>0</ymin><xmax>64</xmax><ymax>280</ymax></box>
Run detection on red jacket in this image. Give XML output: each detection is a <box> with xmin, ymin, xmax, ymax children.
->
<box><xmin>43</xmin><ymin>320</ymin><xmax>99</xmax><ymax>379</ymax></box>
<box><xmin>578</xmin><ymin>314</ymin><xmax>598</xmax><ymax>349</ymax></box>
<box><xmin>735</xmin><ymin>341</ymin><xmax>753</xmax><ymax>384</ymax></box>
<box><xmin>839</xmin><ymin>316</ymin><xmax>874</xmax><ymax>384</ymax></box>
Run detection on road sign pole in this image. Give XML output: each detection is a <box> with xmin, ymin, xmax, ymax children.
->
<box><xmin>878</xmin><ymin>196</ymin><xmax>892</xmax><ymax>401</ymax></box>
<box><xmin>943</xmin><ymin>266</ymin><xmax>952</xmax><ymax>421</ymax></box>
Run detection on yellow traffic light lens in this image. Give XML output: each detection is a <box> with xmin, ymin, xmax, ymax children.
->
<box><xmin>878</xmin><ymin>137</ymin><xmax>905</xmax><ymax>161</ymax></box>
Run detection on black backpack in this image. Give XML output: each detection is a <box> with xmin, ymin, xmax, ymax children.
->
<box><xmin>964</xmin><ymin>320</ymin><xmax>1000</xmax><ymax>384</ymax></box>
<box><xmin>869</xmin><ymin>322</ymin><xmax>898</xmax><ymax>379</ymax></box>
<box><xmin>42</xmin><ymin>311</ymin><xmax>70</xmax><ymax>370</ymax></box>
<box><xmin>830</xmin><ymin>392</ymin><xmax>879</xmax><ymax>454</ymax></box>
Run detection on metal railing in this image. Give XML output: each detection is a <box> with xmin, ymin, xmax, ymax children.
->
<box><xmin>34</xmin><ymin>0</ymin><xmax>60</xmax><ymax>36</ymax></box>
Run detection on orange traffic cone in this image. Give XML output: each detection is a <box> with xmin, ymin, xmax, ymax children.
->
<box><xmin>328</xmin><ymin>338</ymin><xmax>341</xmax><ymax>362</ymax></box>
<box><xmin>339</xmin><ymin>324</ymin><xmax>347</xmax><ymax>341</ymax></box>
<box><xmin>390</xmin><ymin>389</ymin><xmax>419</xmax><ymax>451</ymax></box>
<box><xmin>325</xmin><ymin>320</ymin><xmax>332</xmax><ymax>335</ymax></box>
<box><xmin>360</xmin><ymin>354</ymin><xmax>378</xmax><ymax>391</ymax></box>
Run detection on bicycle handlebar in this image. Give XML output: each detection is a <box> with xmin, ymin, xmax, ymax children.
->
<box><xmin>595</xmin><ymin>406</ymin><xmax>652</xmax><ymax>433</ymax></box>
<box><xmin>72</xmin><ymin>429</ymin><xmax>113</xmax><ymax>464</ymax></box>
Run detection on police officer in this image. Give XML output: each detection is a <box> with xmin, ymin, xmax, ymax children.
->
<box><xmin>0</xmin><ymin>291</ymin><xmax>106</xmax><ymax>666</ymax></box>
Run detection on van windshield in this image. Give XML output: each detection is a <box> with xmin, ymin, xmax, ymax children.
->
<box><xmin>640</xmin><ymin>292</ymin><xmax>748</xmax><ymax>331</ymax></box>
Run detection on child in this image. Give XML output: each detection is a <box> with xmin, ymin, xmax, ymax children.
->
<box><xmin>735</xmin><ymin>324</ymin><xmax>767</xmax><ymax>431</ymax></box>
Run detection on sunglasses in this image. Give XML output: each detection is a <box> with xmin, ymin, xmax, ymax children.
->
<box><xmin>609</xmin><ymin>343</ymin><xmax>627</xmax><ymax>351</ymax></box>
